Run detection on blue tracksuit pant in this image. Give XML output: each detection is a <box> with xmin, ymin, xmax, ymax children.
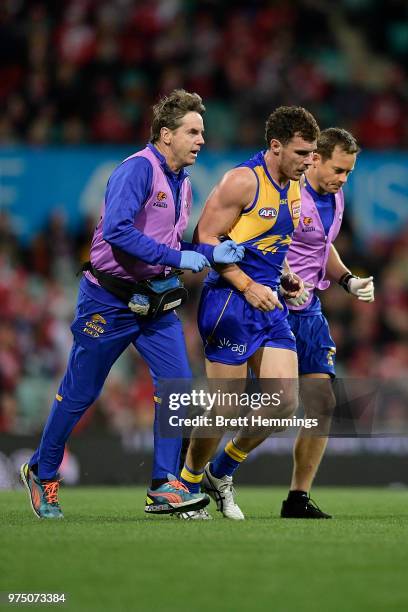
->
<box><xmin>29</xmin><ymin>287</ymin><xmax>191</xmax><ymax>480</ymax></box>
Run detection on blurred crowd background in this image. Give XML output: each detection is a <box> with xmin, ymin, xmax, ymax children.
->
<box><xmin>0</xmin><ymin>0</ymin><xmax>407</xmax><ymax>437</ymax></box>
<box><xmin>1</xmin><ymin>0</ymin><xmax>407</xmax><ymax>148</ymax></box>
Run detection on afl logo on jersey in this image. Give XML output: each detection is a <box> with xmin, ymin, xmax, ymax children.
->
<box><xmin>303</xmin><ymin>216</ymin><xmax>313</xmax><ymax>225</ymax></box>
<box><xmin>259</xmin><ymin>207</ymin><xmax>277</xmax><ymax>218</ymax></box>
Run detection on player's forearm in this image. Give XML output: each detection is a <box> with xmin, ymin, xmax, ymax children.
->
<box><xmin>193</xmin><ymin>226</ymin><xmax>251</xmax><ymax>289</ymax></box>
<box><xmin>214</xmin><ymin>263</ymin><xmax>253</xmax><ymax>292</ymax></box>
<box><xmin>326</xmin><ymin>244</ymin><xmax>351</xmax><ymax>282</ymax></box>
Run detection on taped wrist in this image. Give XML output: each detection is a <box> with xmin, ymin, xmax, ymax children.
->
<box><xmin>238</xmin><ymin>277</ymin><xmax>254</xmax><ymax>293</ymax></box>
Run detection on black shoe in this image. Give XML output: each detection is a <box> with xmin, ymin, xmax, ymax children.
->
<box><xmin>280</xmin><ymin>496</ymin><xmax>332</xmax><ymax>519</ymax></box>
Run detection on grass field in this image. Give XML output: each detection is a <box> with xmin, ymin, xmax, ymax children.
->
<box><xmin>1</xmin><ymin>486</ymin><xmax>408</xmax><ymax>612</ymax></box>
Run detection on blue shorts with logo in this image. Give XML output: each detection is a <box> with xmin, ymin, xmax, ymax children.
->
<box><xmin>197</xmin><ymin>285</ymin><xmax>296</xmax><ymax>365</ymax></box>
<box><xmin>287</xmin><ymin>296</ymin><xmax>336</xmax><ymax>376</ymax></box>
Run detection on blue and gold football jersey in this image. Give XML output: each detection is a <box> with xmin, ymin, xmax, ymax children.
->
<box><xmin>207</xmin><ymin>151</ymin><xmax>301</xmax><ymax>290</ymax></box>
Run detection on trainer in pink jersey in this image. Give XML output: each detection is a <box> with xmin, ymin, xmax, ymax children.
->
<box><xmin>286</xmin><ymin>178</ymin><xmax>344</xmax><ymax>310</ymax></box>
<box><xmin>281</xmin><ymin>128</ymin><xmax>374</xmax><ymax>520</ymax></box>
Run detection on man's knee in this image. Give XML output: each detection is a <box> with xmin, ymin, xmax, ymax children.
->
<box><xmin>267</xmin><ymin>386</ymin><xmax>298</xmax><ymax>420</ymax></box>
<box><xmin>303</xmin><ymin>386</ymin><xmax>336</xmax><ymax>419</ymax></box>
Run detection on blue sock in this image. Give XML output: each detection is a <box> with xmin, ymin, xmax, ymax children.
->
<box><xmin>179</xmin><ymin>464</ymin><xmax>204</xmax><ymax>494</ymax></box>
<box><xmin>211</xmin><ymin>439</ymin><xmax>248</xmax><ymax>478</ymax></box>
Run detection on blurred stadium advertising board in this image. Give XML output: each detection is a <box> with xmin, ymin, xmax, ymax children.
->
<box><xmin>1</xmin><ymin>434</ymin><xmax>408</xmax><ymax>488</ymax></box>
<box><xmin>0</xmin><ymin>148</ymin><xmax>407</xmax><ymax>243</ymax></box>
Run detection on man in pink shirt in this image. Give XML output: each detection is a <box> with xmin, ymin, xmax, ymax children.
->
<box><xmin>20</xmin><ymin>89</ymin><xmax>244</xmax><ymax>519</ymax></box>
<box><xmin>282</xmin><ymin>127</ymin><xmax>375</xmax><ymax>518</ymax></box>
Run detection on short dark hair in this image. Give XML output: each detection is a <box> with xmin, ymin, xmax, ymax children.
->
<box><xmin>265</xmin><ymin>106</ymin><xmax>319</xmax><ymax>147</ymax></box>
<box><xmin>150</xmin><ymin>89</ymin><xmax>205</xmax><ymax>143</ymax></box>
<box><xmin>317</xmin><ymin>127</ymin><xmax>360</xmax><ymax>161</ymax></box>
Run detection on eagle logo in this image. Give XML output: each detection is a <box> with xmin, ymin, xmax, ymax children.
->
<box><xmin>91</xmin><ymin>314</ymin><xmax>107</xmax><ymax>324</ymax></box>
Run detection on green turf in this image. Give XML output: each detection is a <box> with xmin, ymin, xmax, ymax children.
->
<box><xmin>1</xmin><ymin>487</ymin><xmax>408</xmax><ymax>612</ymax></box>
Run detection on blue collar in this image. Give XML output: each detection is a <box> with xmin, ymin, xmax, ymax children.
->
<box><xmin>305</xmin><ymin>177</ymin><xmax>332</xmax><ymax>202</ymax></box>
<box><xmin>147</xmin><ymin>143</ymin><xmax>188</xmax><ymax>182</ymax></box>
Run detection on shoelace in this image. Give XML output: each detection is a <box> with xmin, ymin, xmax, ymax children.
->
<box><xmin>219</xmin><ymin>481</ymin><xmax>237</xmax><ymax>504</ymax></box>
<box><xmin>307</xmin><ymin>497</ymin><xmax>323</xmax><ymax>512</ymax></box>
<box><xmin>43</xmin><ymin>480</ymin><xmax>60</xmax><ymax>505</ymax></box>
<box><xmin>167</xmin><ymin>479</ymin><xmax>189</xmax><ymax>493</ymax></box>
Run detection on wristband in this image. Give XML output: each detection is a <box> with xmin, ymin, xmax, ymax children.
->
<box><xmin>338</xmin><ymin>272</ymin><xmax>357</xmax><ymax>293</ymax></box>
<box><xmin>237</xmin><ymin>277</ymin><xmax>254</xmax><ymax>293</ymax></box>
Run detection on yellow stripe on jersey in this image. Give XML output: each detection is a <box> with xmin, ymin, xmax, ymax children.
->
<box><xmin>229</xmin><ymin>165</ymin><xmax>301</xmax><ymax>245</ymax></box>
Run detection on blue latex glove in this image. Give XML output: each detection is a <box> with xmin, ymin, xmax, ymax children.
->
<box><xmin>179</xmin><ymin>251</ymin><xmax>210</xmax><ymax>272</ymax></box>
<box><xmin>213</xmin><ymin>240</ymin><xmax>245</xmax><ymax>264</ymax></box>
<box><xmin>128</xmin><ymin>293</ymin><xmax>150</xmax><ymax>315</ymax></box>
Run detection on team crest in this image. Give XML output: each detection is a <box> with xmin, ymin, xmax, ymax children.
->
<box><xmin>91</xmin><ymin>314</ymin><xmax>107</xmax><ymax>324</ymax></box>
<box><xmin>153</xmin><ymin>191</ymin><xmax>168</xmax><ymax>208</ymax></box>
<box><xmin>301</xmin><ymin>216</ymin><xmax>316</xmax><ymax>232</ymax></box>
<box><xmin>83</xmin><ymin>314</ymin><xmax>107</xmax><ymax>338</ymax></box>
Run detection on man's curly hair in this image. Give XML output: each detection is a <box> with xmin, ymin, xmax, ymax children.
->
<box><xmin>265</xmin><ymin>106</ymin><xmax>319</xmax><ymax>147</ymax></box>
